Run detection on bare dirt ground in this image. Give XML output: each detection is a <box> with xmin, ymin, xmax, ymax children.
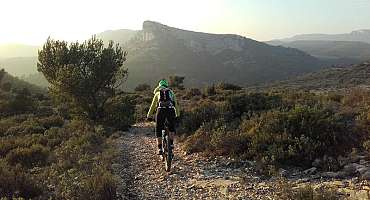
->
<box><xmin>112</xmin><ymin>123</ymin><xmax>370</xmax><ymax>200</ymax></box>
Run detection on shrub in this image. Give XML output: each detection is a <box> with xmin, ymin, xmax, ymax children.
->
<box><xmin>135</xmin><ymin>83</ymin><xmax>151</xmax><ymax>92</ymax></box>
<box><xmin>8</xmin><ymin>88</ymin><xmax>36</xmax><ymax>115</ymax></box>
<box><xmin>4</xmin><ymin>120</ymin><xmax>45</xmax><ymax>136</ymax></box>
<box><xmin>277</xmin><ymin>180</ymin><xmax>338</xmax><ymax>200</ymax></box>
<box><xmin>215</xmin><ymin>82</ymin><xmax>243</xmax><ymax>91</ymax></box>
<box><xmin>203</xmin><ymin>84</ymin><xmax>216</xmax><ymax>96</ymax></box>
<box><xmin>0</xmin><ymin>160</ymin><xmax>43</xmax><ymax>198</ymax></box>
<box><xmin>35</xmin><ymin>105</ymin><xmax>55</xmax><ymax>117</ymax></box>
<box><xmin>169</xmin><ymin>75</ymin><xmax>185</xmax><ymax>89</ymax></box>
<box><xmin>179</xmin><ymin>100</ymin><xmax>223</xmax><ymax>133</ymax></box>
<box><xmin>6</xmin><ymin>144</ymin><xmax>50</xmax><ymax>168</ymax></box>
<box><xmin>0</xmin><ymin>117</ymin><xmax>18</xmax><ymax>134</ymax></box>
<box><xmin>242</xmin><ymin>105</ymin><xmax>358</xmax><ymax>166</ymax></box>
<box><xmin>225</xmin><ymin>93</ymin><xmax>282</xmax><ymax>120</ymax></box>
<box><xmin>184</xmin><ymin>119</ymin><xmax>248</xmax><ymax>155</ymax></box>
<box><xmin>79</xmin><ymin>168</ymin><xmax>117</xmax><ymax>200</ymax></box>
<box><xmin>39</xmin><ymin>115</ymin><xmax>64</xmax><ymax>129</ymax></box>
<box><xmin>103</xmin><ymin>95</ymin><xmax>135</xmax><ymax>130</ymax></box>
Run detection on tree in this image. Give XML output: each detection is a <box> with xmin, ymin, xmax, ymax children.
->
<box><xmin>8</xmin><ymin>88</ymin><xmax>35</xmax><ymax>114</ymax></box>
<box><xmin>0</xmin><ymin>69</ymin><xmax>5</xmax><ymax>84</ymax></box>
<box><xmin>37</xmin><ymin>37</ymin><xmax>128</xmax><ymax>121</ymax></box>
<box><xmin>1</xmin><ymin>82</ymin><xmax>12</xmax><ymax>92</ymax></box>
<box><xmin>169</xmin><ymin>75</ymin><xmax>185</xmax><ymax>89</ymax></box>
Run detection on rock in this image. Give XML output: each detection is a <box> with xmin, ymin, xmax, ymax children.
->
<box><xmin>312</xmin><ymin>158</ymin><xmax>321</xmax><ymax>167</ymax></box>
<box><xmin>361</xmin><ymin>171</ymin><xmax>370</xmax><ymax>180</ymax></box>
<box><xmin>357</xmin><ymin>167</ymin><xmax>370</xmax><ymax>175</ymax></box>
<box><xmin>338</xmin><ymin>188</ymin><xmax>369</xmax><ymax>200</ymax></box>
<box><xmin>221</xmin><ymin>187</ymin><xmax>230</xmax><ymax>195</ymax></box>
<box><xmin>348</xmin><ymin>189</ymin><xmax>369</xmax><ymax>200</ymax></box>
<box><xmin>321</xmin><ymin>171</ymin><xmax>346</xmax><ymax>179</ymax></box>
<box><xmin>360</xmin><ymin>159</ymin><xmax>369</xmax><ymax>165</ymax></box>
<box><xmin>338</xmin><ymin>155</ymin><xmax>351</xmax><ymax>167</ymax></box>
<box><xmin>343</xmin><ymin>163</ymin><xmax>358</xmax><ymax>175</ymax></box>
<box><xmin>303</xmin><ymin>167</ymin><xmax>317</xmax><ymax>175</ymax></box>
<box><xmin>343</xmin><ymin>163</ymin><xmax>365</xmax><ymax>175</ymax></box>
<box><xmin>279</xmin><ymin>168</ymin><xmax>288</xmax><ymax>177</ymax></box>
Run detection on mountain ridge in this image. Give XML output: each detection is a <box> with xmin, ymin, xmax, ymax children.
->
<box><xmin>116</xmin><ymin>21</ymin><xmax>324</xmax><ymax>89</ymax></box>
<box><xmin>272</xmin><ymin>29</ymin><xmax>370</xmax><ymax>44</ymax></box>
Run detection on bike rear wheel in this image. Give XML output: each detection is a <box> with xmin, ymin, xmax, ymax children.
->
<box><xmin>165</xmin><ymin>134</ymin><xmax>172</xmax><ymax>172</ymax></box>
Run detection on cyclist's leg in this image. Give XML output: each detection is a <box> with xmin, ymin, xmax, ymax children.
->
<box><xmin>156</xmin><ymin>109</ymin><xmax>165</xmax><ymax>153</ymax></box>
<box><xmin>166</xmin><ymin>108</ymin><xmax>176</xmax><ymax>147</ymax></box>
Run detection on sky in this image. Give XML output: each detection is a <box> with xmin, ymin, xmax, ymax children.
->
<box><xmin>1</xmin><ymin>0</ymin><xmax>370</xmax><ymax>45</ymax></box>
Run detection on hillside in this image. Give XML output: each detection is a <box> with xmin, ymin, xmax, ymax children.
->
<box><xmin>0</xmin><ymin>44</ymin><xmax>39</xmax><ymax>58</ymax></box>
<box><xmin>266</xmin><ymin>40</ymin><xmax>370</xmax><ymax>65</ymax></box>
<box><xmin>266</xmin><ymin>61</ymin><xmax>370</xmax><ymax>90</ymax></box>
<box><xmin>0</xmin><ymin>69</ymin><xmax>45</xmax><ymax>93</ymax></box>
<box><xmin>275</xmin><ymin>29</ymin><xmax>370</xmax><ymax>44</ymax></box>
<box><xmin>0</xmin><ymin>57</ymin><xmax>38</xmax><ymax>76</ymax></box>
<box><xmin>118</xmin><ymin>21</ymin><xmax>324</xmax><ymax>89</ymax></box>
<box><xmin>96</xmin><ymin>29</ymin><xmax>138</xmax><ymax>46</ymax></box>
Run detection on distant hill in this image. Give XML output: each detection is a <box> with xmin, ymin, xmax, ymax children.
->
<box><xmin>111</xmin><ymin>21</ymin><xmax>324</xmax><ymax>89</ymax></box>
<box><xmin>266</xmin><ymin>61</ymin><xmax>370</xmax><ymax>90</ymax></box>
<box><xmin>266</xmin><ymin>40</ymin><xmax>370</xmax><ymax>65</ymax></box>
<box><xmin>96</xmin><ymin>29</ymin><xmax>138</xmax><ymax>46</ymax></box>
<box><xmin>274</xmin><ymin>30</ymin><xmax>370</xmax><ymax>44</ymax></box>
<box><xmin>0</xmin><ymin>69</ymin><xmax>45</xmax><ymax>93</ymax></box>
<box><xmin>0</xmin><ymin>44</ymin><xmax>39</xmax><ymax>58</ymax></box>
<box><xmin>0</xmin><ymin>57</ymin><xmax>38</xmax><ymax>76</ymax></box>
<box><xmin>0</xmin><ymin>21</ymin><xmax>327</xmax><ymax>89</ymax></box>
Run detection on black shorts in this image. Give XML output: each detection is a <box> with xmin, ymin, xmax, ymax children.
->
<box><xmin>155</xmin><ymin>108</ymin><xmax>176</xmax><ymax>137</ymax></box>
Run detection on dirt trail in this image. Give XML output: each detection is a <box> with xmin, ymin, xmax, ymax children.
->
<box><xmin>112</xmin><ymin>123</ymin><xmax>279</xmax><ymax>200</ymax></box>
<box><xmin>112</xmin><ymin>123</ymin><xmax>369</xmax><ymax>200</ymax></box>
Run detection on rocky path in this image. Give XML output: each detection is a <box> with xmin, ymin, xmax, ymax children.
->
<box><xmin>112</xmin><ymin>123</ymin><xmax>280</xmax><ymax>200</ymax></box>
<box><xmin>112</xmin><ymin>123</ymin><xmax>370</xmax><ymax>200</ymax></box>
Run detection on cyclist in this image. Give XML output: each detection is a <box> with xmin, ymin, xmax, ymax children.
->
<box><xmin>147</xmin><ymin>79</ymin><xmax>180</xmax><ymax>155</ymax></box>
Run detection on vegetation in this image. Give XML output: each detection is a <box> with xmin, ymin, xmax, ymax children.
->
<box><xmin>0</xmin><ymin>37</ymin><xmax>135</xmax><ymax>199</ymax></box>
<box><xmin>38</xmin><ymin>37</ymin><xmax>128</xmax><ymax>122</ymax></box>
<box><xmin>141</xmin><ymin>82</ymin><xmax>370</xmax><ymax>171</ymax></box>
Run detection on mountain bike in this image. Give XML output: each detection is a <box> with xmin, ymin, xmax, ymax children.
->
<box><xmin>161</xmin><ymin>122</ymin><xmax>173</xmax><ymax>172</ymax></box>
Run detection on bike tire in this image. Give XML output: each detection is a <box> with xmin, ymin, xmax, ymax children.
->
<box><xmin>165</xmin><ymin>135</ymin><xmax>172</xmax><ymax>172</ymax></box>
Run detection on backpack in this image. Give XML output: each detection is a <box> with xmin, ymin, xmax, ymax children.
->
<box><xmin>158</xmin><ymin>88</ymin><xmax>174</xmax><ymax>108</ymax></box>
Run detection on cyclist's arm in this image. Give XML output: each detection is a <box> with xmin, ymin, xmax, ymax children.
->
<box><xmin>147</xmin><ymin>92</ymin><xmax>159</xmax><ymax>118</ymax></box>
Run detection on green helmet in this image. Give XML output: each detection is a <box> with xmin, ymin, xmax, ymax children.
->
<box><xmin>159</xmin><ymin>79</ymin><xmax>169</xmax><ymax>87</ymax></box>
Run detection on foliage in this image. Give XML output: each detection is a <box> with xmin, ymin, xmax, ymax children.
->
<box><xmin>242</xmin><ymin>105</ymin><xmax>357</xmax><ymax>166</ymax></box>
<box><xmin>215</xmin><ymin>82</ymin><xmax>243</xmax><ymax>91</ymax></box>
<box><xmin>102</xmin><ymin>94</ymin><xmax>136</xmax><ymax>130</ymax></box>
<box><xmin>5</xmin><ymin>144</ymin><xmax>50</xmax><ymax>168</ymax></box>
<box><xmin>169</xmin><ymin>75</ymin><xmax>185</xmax><ymax>89</ymax></box>
<box><xmin>37</xmin><ymin>36</ymin><xmax>128</xmax><ymax>121</ymax></box>
<box><xmin>0</xmin><ymin>160</ymin><xmax>43</xmax><ymax>198</ymax></box>
<box><xmin>277</xmin><ymin>180</ymin><xmax>338</xmax><ymax>200</ymax></box>
<box><xmin>134</xmin><ymin>83</ymin><xmax>151</xmax><ymax>92</ymax></box>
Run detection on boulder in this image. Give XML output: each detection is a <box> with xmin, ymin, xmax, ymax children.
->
<box><xmin>303</xmin><ymin>167</ymin><xmax>317</xmax><ymax>175</ymax></box>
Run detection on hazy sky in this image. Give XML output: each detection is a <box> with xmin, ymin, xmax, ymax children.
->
<box><xmin>1</xmin><ymin>0</ymin><xmax>370</xmax><ymax>45</ymax></box>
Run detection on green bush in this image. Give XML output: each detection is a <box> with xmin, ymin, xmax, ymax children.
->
<box><xmin>6</xmin><ymin>144</ymin><xmax>50</xmax><ymax>168</ymax></box>
<box><xmin>39</xmin><ymin>115</ymin><xmax>64</xmax><ymax>129</ymax></box>
<box><xmin>215</xmin><ymin>82</ymin><xmax>243</xmax><ymax>91</ymax></box>
<box><xmin>135</xmin><ymin>83</ymin><xmax>151</xmax><ymax>92</ymax></box>
<box><xmin>180</xmin><ymin>100</ymin><xmax>223</xmax><ymax>133</ymax></box>
<box><xmin>0</xmin><ymin>160</ymin><xmax>43</xmax><ymax>198</ymax></box>
<box><xmin>225</xmin><ymin>93</ymin><xmax>282</xmax><ymax>120</ymax></box>
<box><xmin>184</xmin><ymin>119</ymin><xmax>248</xmax><ymax>155</ymax></box>
<box><xmin>242</xmin><ymin>105</ymin><xmax>358</xmax><ymax>166</ymax></box>
<box><xmin>103</xmin><ymin>95</ymin><xmax>135</xmax><ymax>130</ymax></box>
<box><xmin>79</xmin><ymin>168</ymin><xmax>117</xmax><ymax>200</ymax></box>
<box><xmin>184</xmin><ymin>88</ymin><xmax>202</xmax><ymax>100</ymax></box>
<box><xmin>4</xmin><ymin>120</ymin><xmax>45</xmax><ymax>136</ymax></box>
